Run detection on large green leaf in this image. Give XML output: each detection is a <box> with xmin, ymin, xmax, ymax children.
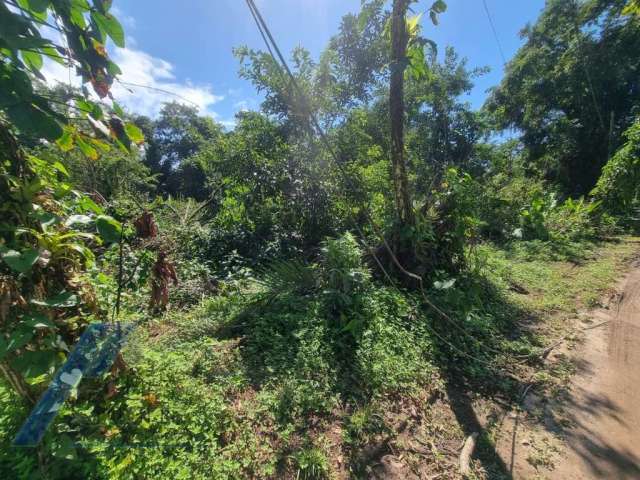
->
<box><xmin>106</xmin><ymin>60</ymin><xmax>122</xmax><ymax>76</ymax></box>
<box><xmin>0</xmin><ymin>65</ymin><xmax>32</xmax><ymax>104</ymax></box>
<box><xmin>31</xmin><ymin>291</ymin><xmax>79</xmax><ymax>308</ymax></box>
<box><xmin>51</xmin><ymin>160</ymin><xmax>69</xmax><ymax>176</ymax></box>
<box><xmin>22</xmin><ymin>0</ymin><xmax>49</xmax><ymax>13</ymax></box>
<box><xmin>41</xmin><ymin>45</ymin><xmax>65</xmax><ymax>65</ymax></box>
<box><xmin>77</xmin><ymin>196</ymin><xmax>104</xmax><ymax>215</ymax></box>
<box><xmin>71</xmin><ymin>0</ymin><xmax>90</xmax><ymax>9</ymax></box>
<box><xmin>10</xmin><ymin>349</ymin><xmax>58</xmax><ymax>378</ymax></box>
<box><xmin>69</xmin><ymin>2</ymin><xmax>87</xmax><ymax>28</ymax></box>
<box><xmin>0</xmin><ymin>330</ymin><xmax>32</xmax><ymax>362</ymax></box>
<box><xmin>4</xmin><ymin>329</ymin><xmax>34</xmax><ymax>354</ymax></box>
<box><xmin>96</xmin><ymin>215</ymin><xmax>122</xmax><ymax>243</ymax></box>
<box><xmin>76</xmin><ymin>98</ymin><xmax>103</xmax><ymax>119</ymax></box>
<box><xmin>22</xmin><ymin>50</ymin><xmax>43</xmax><ymax>71</ymax></box>
<box><xmin>91</xmin><ymin>11</ymin><xmax>125</xmax><ymax>47</ymax></box>
<box><xmin>76</xmin><ymin>135</ymin><xmax>98</xmax><ymax>160</ymax></box>
<box><xmin>23</xmin><ymin>312</ymin><xmax>55</xmax><ymax>330</ymax></box>
<box><xmin>6</xmin><ymin>102</ymin><xmax>63</xmax><ymax>141</ymax></box>
<box><xmin>124</xmin><ymin>123</ymin><xmax>144</xmax><ymax>144</ymax></box>
<box><xmin>94</xmin><ymin>0</ymin><xmax>113</xmax><ymax>13</ymax></box>
<box><xmin>56</xmin><ymin>130</ymin><xmax>74</xmax><ymax>151</ymax></box>
<box><xmin>0</xmin><ymin>248</ymin><xmax>40</xmax><ymax>273</ymax></box>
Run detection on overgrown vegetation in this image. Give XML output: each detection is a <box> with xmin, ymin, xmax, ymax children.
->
<box><xmin>1</xmin><ymin>0</ymin><xmax>639</xmax><ymax>478</ymax></box>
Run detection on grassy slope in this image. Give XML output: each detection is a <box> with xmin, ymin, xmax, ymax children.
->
<box><xmin>1</xmin><ymin>237</ymin><xmax>638</xmax><ymax>479</ymax></box>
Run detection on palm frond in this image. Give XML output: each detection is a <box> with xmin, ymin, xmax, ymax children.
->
<box><xmin>256</xmin><ymin>258</ymin><xmax>317</xmax><ymax>296</ymax></box>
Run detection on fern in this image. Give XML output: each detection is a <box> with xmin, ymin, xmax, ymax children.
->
<box><xmin>256</xmin><ymin>258</ymin><xmax>317</xmax><ymax>296</ymax></box>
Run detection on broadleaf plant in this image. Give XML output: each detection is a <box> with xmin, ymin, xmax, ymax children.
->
<box><xmin>0</xmin><ymin>0</ymin><xmax>138</xmax><ymax>403</ymax></box>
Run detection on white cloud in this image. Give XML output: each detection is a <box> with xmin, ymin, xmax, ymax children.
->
<box><xmin>41</xmin><ymin>59</ymin><xmax>78</xmax><ymax>89</ymax></box>
<box><xmin>109</xmin><ymin>48</ymin><xmax>223</xmax><ymax>117</ymax></box>
<box><xmin>111</xmin><ymin>6</ymin><xmax>136</xmax><ymax>30</ymax></box>
<box><xmin>233</xmin><ymin>100</ymin><xmax>250</xmax><ymax>112</ymax></box>
<box><xmin>41</xmin><ymin>45</ymin><xmax>223</xmax><ymax>118</ymax></box>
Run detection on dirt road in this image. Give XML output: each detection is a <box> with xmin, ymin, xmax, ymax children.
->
<box><xmin>552</xmin><ymin>262</ymin><xmax>640</xmax><ymax>479</ymax></box>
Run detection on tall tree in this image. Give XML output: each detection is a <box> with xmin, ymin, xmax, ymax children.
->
<box><xmin>407</xmin><ymin>47</ymin><xmax>488</xmax><ymax>192</ymax></box>
<box><xmin>486</xmin><ymin>0</ymin><xmax>640</xmax><ymax>195</ymax></box>
<box><xmin>390</xmin><ymin>0</ymin><xmax>414</xmax><ymax>227</ymax></box>
<box><xmin>137</xmin><ymin>102</ymin><xmax>224</xmax><ymax>196</ymax></box>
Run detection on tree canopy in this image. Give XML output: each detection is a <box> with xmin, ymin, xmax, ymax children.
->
<box><xmin>486</xmin><ymin>0</ymin><xmax>640</xmax><ymax>195</ymax></box>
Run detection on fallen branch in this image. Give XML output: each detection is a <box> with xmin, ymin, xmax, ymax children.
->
<box><xmin>519</xmin><ymin>383</ymin><xmax>535</xmax><ymax>403</ymax></box>
<box><xmin>459</xmin><ymin>432</ymin><xmax>479</xmax><ymax>477</ymax></box>
<box><xmin>541</xmin><ymin>320</ymin><xmax>610</xmax><ymax>359</ymax></box>
<box><xmin>583</xmin><ymin>320</ymin><xmax>611</xmax><ymax>331</ymax></box>
<box><xmin>519</xmin><ymin>319</ymin><xmax>612</xmax><ymax>404</ymax></box>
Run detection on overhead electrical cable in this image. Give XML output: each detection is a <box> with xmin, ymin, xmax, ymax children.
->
<box><xmin>116</xmin><ymin>80</ymin><xmax>201</xmax><ymax>108</ymax></box>
<box><xmin>482</xmin><ymin>0</ymin><xmax>507</xmax><ymax>66</ymax></box>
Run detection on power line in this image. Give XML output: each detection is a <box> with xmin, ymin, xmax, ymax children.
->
<box><xmin>115</xmin><ymin>80</ymin><xmax>201</xmax><ymax>108</ymax></box>
<box><xmin>482</xmin><ymin>0</ymin><xmax>507</xmax><ymax>66</ymax></box>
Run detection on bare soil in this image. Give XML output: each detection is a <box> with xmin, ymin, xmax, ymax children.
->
<box><xmin>498</xmin><ymin>259</ymin><xmax>640</xmax><ymax>479</ymax></box>
<box><xmin>552</xmin><ymin>261</ymin><xmax>640</xmax><ymax>479</ymax></box>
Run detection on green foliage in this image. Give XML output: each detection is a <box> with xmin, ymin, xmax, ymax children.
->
<box><xmin>1</xmin><ymin>1</ymin><xmax>141</xmax><ymax>151</ymax></box>
<box><xmin>96</xmin><ymin>215</ymin><xmax>122</xmax><ymax>244</ymax></box>
<box><xmin>405</xmin><ymin>0</ymin><xmax>448</xmax><ymax>81</ymax></box>
<box><xmin>416</xmin><ymin>167</ymin><xmax>481</xmax><ymax>273</ymax></box>
<box><xmin>291</xmin><ymin>444</ymin><xmax>329</xmax><ymax>480</ymax></box>
<box><xmin>545</xmin><ymin>197</ymin><xmax>602</xmax><ymax>241</ymax></box>
<box><xmin>0</xmin><ymin>148</ymin><xmax>125</xmax><ymax>395</ymax></box>
<box><xmin>518</xmin><ymin>192</ymin><xmax>556</xmax><ymax>241</ymax></box>
<box><xmin>515</xmin><ymin>193</ymin><xmax>606</xmax><ymax>242</ymax></box>
<box><xmin>407</xmin><ymin>47</ymin><xmax>489</xmax><ymax>189</ymax></box>
<box><xmin>624</xmin><ymin>0</ymin><xmax>640</xmax><ymax>16</ymax></box>
<box><xmin>321</xmin><ymin>233</ymin><xmax>370</xmax><ymax>301</ymax></box>
<box><xmin>486</xmin><ymin>0</ymin><xmax>640</xmax><ymax>195</ymax></box>
<box><xmin>477</xmin><ymin>168</ymin><xmax>546</xmax><ymax>241</ymax></box>
<box><xmin>474</xmin><ymin>141</ymin><xmax>611</xmax><ymax>243</ymax></box>
<box><xmin>0</xmin><ymin>0</ymin><xmax>139</xmax><ymax>405</ymax></box>
<box><xmin>137</xmin><ymin>102</ymin><xmax>224</xmax><ymax>198</ymax></box>
<box><xmin>592</xmin><ymin>119</ymin><xmax>640</xmax><ymax>214</ymax></box>
<box><xmin>0</xmin><ymin>383</ymin><xmax>36</xmax><ymax>477</ymax></box>
<box><xmin>257</xmin><ymin>258</ymin><xmax>317</xmax><ymax>297</ymax></box>
<box><xmin>40</xmin><ymin>139</ymin><xmax>156</xmax><ymax>200</ymax></box>
<box><xmin>1</xmin><ymin>0</ymin><xmax>638</xmax><ymax>477</ymax></box>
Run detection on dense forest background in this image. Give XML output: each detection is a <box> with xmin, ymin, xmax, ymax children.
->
<box><xmin>1</xmin><ymin>0</ymin><xmax>639</xmax><ymax>478</ymax></box>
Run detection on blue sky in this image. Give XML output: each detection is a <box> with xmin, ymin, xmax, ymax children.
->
<box><xmin>46</xmin><ymin>1</ymin><xmax>546</xmax><ymax>127</ymax></box>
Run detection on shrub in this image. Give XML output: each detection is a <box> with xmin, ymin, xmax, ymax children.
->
<box><xmin>477</xmin><ymin>172</ymin><xmax>546</xmax><ymax>241</ymax></box>
<box><xmin>544</xmin><ymin>197</ymin><xmax>601</xmax><ymax>241</ymax></box>
<box><xmin>291</xmin><ymin>444</ymin><xmax>330</xmax><ymax>480</ymax></box>
<box><xmin>320</xmin><ymin>232</ymin><xmax>371</xmax><ymax>319</ymax></box>
<box><xmin>519</xmin><ymin>192</ymin><xmax>555</xmax><ymax>240</ymax></box>
<box><xmin>418</xmin><ymin>168</ymin><xmax>483</xmax><ymax>273</ymax></box>
<box><xmin>592</xmin><ymin>119</ymin><xmax>640</xmax><ymax>214</ymax></box>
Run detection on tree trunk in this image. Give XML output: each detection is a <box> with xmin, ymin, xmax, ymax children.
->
<box><xmin>0</xmin><ymin>361</ymin><xmax>36</xmax><ymax>404</ymax></box>
<box><xmin>390</xmin><ymin>0</ymin><xmax>414</xmax><ymax>227</ymax></box>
